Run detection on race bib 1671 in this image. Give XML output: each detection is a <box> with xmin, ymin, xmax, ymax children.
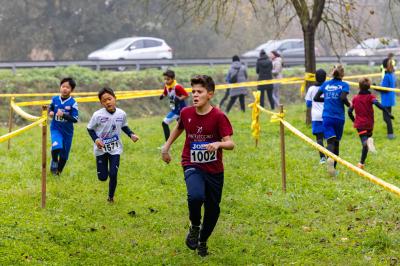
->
<box><xmin>102</xmin><ymin>135</ymin><xmax>120</xmax><ymax>152</ymax></box>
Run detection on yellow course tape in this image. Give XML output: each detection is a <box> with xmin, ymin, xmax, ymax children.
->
<box><xmin>279</xmin><ymin>119</ymin><xmax>400</xmax><ymax>197</ymax></box>
<box><xmin>250</xmin><ymin>97</ymin><xmax>400</xmax><ymax>197</ymax></box>
<box><xmin>11</xmin><ymin>98</ymin><xmax>41</xmax><ymax>121</ymax></box>
<box><xmin>0</xmin><ymin>117</ymin><xmax>46</xmax><ymax>143</ymax></box>
<box><xmin>248</xmin><ymin>91</ymin><xmax>261</xmax><ymax>141</ymax></box>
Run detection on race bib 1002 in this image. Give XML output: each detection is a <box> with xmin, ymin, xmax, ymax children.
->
<box><xmin>102</xmin><ymin>135</ymin><xmax>120</xmax><ymax>152</ymax></box>
<box><xmin>190</xmin><ymin>142</ymin><xmax>217</xmax><ymax>163</ymax></box>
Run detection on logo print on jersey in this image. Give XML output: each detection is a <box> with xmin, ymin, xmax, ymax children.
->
<box><xmin>65</xmin><ymin>106</ymin><xmax>71</xmax><ymax>110</ymax></box>
<box><xmin>112</xmin><ymin>124</ymin><xmax>116</xmax><ymax>131</ymax></box>
<box><xmin>188</xmin><ymin>118</ymin><xmax>191</xmax><ymax>123</ymax></box>
<box><xmin>196</xmin><ymin>126</ymin><xmax>203</xmax><ymax>134</ymax></box>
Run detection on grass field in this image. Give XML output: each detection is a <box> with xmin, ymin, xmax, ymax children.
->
<box><xmin>1</xmin><ymin>102</ymin><xmax>400</xmax><ymax>265</ymax></box>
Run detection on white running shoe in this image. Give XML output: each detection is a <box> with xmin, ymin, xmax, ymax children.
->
<box><xmin>327</xmin><ymin>158</ymin><xmax>336</xmax><ymax>177</ymax></box>
<box><xmin>366</xmin><ymin>137</ymin><xmax>377</xmax><ymax>154</ymax></box>
<box><xmin>319</xmin><ymin>157</ymin><xmax>327</xmax><ymax>164</ymax></box>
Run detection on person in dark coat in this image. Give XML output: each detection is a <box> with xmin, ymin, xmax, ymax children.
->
<box><xmin>256</xmin><ymin>49</ymin><xmax>274</xmax><ymax>109</ymax></box>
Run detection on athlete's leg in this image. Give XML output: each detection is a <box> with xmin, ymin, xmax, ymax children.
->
<box><xmin>200</xmin><ymin>172</ymin><xmax>224</xmax><ymax>243</ymax></box>
<box><xmin>315</xmin><ymin>132</ymin><xmax>325</xmax><ymax>159</ymax></box>
<box><xmin>108</xmin><ymin>154</ymin><xmax>120</xmax><ymax>199</ymax></box>
<box><xmin>184</xmin><ymin>167</ymin><xmax>205</xmax><ymax>227</ymax></box>
<box><xmin>58</xmin><ymin>134</ymin><xmax>73</xmax><ymax>174</ymax></box>
<box><xmin>96</xmin><ymin>153</ymin><xmax>109</xmax><ymax>182</ymax></box>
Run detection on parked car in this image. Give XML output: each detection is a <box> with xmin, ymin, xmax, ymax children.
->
<box><xmin>242</xmin><ymin>39</ymin><xmax>318</xmax><ymax>58</ymax></box>
<box><xmin>345</xmin><ymin>37</ymin><xmax>400</xmax><ymax>56</ymax></box>
<box><xmin>87</xmin><ymin>37</ymin><xmax>173</xmax><ymax>60</ymax></box>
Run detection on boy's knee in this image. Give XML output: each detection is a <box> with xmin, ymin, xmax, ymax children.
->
<box><xmin>97</xmin><ymin>172</ymin><xmax>108</xmax><ymax>181</ymax></box>
<box><xmin>187</xmin><ymin>192</ymin><xmax>205</xmax><ymax>203</ymax></box>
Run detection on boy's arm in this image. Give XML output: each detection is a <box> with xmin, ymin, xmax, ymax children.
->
<box><xmin>347</xmin><ymin>106</ymin><xmax>355</xmax><ymax>122</ymax></box>
<box><xmin>161</xmin><ymin>123</ymin><xmax>184</xmax><ymax>164</ymax></box>
<box><xmin>205</xmin><ymin>135</ymin><xmax>234</xmax><ymax>152</ymax></box>
<box><xmin>373</xmin><ymin>100</ymin><xmax>395</xmax><ymax>119</ymax></box>
<box><xmin>62</xmin><ymin>113</ymin><xmax>78</xmax><ymax>123</ymax></box>
<box><xmin>340</xmin><ymin>91</ymin><xmax>351</xmax><ymax>107</ymax></box>
<box><xmin>122</xmin><ymin>126</ymin><xmax>139</xmax><ymax>142</ymax></box>
<box><xmin>87</xmin><ymin>128</ymin><xmax>99</xmax><ymax>142</ymax></box>
<box><xmin>313</xmin><ymin>90</ymin><xmax>324</xmax><ymax>102</ymax></box>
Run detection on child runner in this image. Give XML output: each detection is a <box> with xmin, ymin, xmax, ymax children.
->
<box><xmin>87</xmin><ymin>87</ymin><xmax>139</xmax><ymax>203</ymax></box>
<box><xmin>348</xmin><ymin>77</ymin><xmax>394</xmax><ymax>169</ymax></box>
<box><xmin>159</xmin><ymin>69</ymin><xmax>189</xmax><ymax>141</ymax></box>
<box><xmin>314</xmin><ymin>65</ymin><xmax>351</xmax><ymax>176</ymax></box>
<box><xmin>304</xmin><ymin>69</ymin><xmax>327</xmax><ymax>164</ymax></box>
<box><xmin>161</xmin><ymin>75</ymin><xmax>234</xmax><ymax>257</ymax></box>
<box><xmin>380</xmin><ymin>58</ymin><xmax>397</xmax><ymax>139</ymax></box>
<box><xmin>48</xmin><ymin>77</ymin><xmax>79</xmax><ymax>175</ymax></box>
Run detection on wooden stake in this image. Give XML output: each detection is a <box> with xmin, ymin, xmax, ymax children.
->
<box><xmin>7</xmin><ymin>97</ymin><xmax>14</xmax><ymax>150</ymax></box>
<box><xmin>279</xmin><ymin>104</ymin><xmax>287</xmax><ymax>192</ymax></box>
<box><xmin>41</xmin><ymin>105</ymin><xmax>48</xmax><ymax>208</ymax></box>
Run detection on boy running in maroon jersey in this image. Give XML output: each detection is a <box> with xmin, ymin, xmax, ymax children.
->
<box><xmin>161</xmin><ymin>75</ymin><xmax>235</xmax><ymax>257</ymax></box>
<box><xmin>348</xmin><ymin>77</ymin><xmax>394</xmax><ymax>169</ymax></box>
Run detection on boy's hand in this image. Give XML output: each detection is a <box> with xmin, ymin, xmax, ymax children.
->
<box><xmin>95</xmin><ymin>139</ymin><xmax>104</xmax><ymax>149</ymax></box>
<box><xmin>161</xmin><ymin>146</ymin><xmax>171</xmax><ymax>164</ymax></box>
<box><xmin>159</xmin><ymin>95</ymin><xmax>164</xmax><ymax>100</ymax></box>
<box><xmin>56</xmin><ymin>109</ymin><xmax>63</xmax><ymax>119</ymax></box>
<box><xmin>205</xmin><ymin>142</ymin><xmax>220</xmax><ymax>152</ymax></box>
<box><xmin>131</xmin><ymin>134</ymin><xmax>139</xmax><ymax>142</ymax></box>
<box><xmin>48</xmin><ymin>111</ymin><xmax>54</xmax><ymax>118</ymax></box>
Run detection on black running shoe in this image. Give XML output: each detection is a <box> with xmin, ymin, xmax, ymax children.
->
<box><xmin>107</xmin><ymin>197</ymin><xmax>114</xmax><ymax>203</ymax></box>
<box><xmin>185</xmin><ymin>225</ymin><xmax>200</xmax><ymax>250</ymax></box>
<box><xmin>197</xmin><ymin>241</ymin><xmax>209</xmax><ymax>257</ymax></box>
<box><xmin>50</xmin><ymin>160</ymin><xmax>58</xmax><ymax>176</ymax></box>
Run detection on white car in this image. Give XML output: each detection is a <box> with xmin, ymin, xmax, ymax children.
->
<box><xmin>242</xmin><ymin>39</ymin><xmax>312</xmax><ymax>58</ymax></box>
<box><xmin>88</xmin><ymin>37</ymin><xmax>173</xmax><ymax>60</ymax></box>
<box><xmin>345</xmin><ymin>38</ymin><xmax>400</xmax><ymax>56</ymax></box>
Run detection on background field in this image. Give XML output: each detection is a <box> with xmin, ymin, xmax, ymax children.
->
<box><xmin>1</xmin><ymin>100</ymin><xmax>400</xmax><ymax>265</ymax></box>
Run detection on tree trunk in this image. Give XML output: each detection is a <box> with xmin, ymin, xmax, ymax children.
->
<box><xmin>303</xmin><ymin>26</ymin><xmax>316</xmax><ymax>125</ymax></box>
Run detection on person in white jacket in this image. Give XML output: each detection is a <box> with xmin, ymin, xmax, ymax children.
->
<box><xmin>271</xmin><ymin>51</ymin><xmax>283</xmax><ymax>107</ymax></box>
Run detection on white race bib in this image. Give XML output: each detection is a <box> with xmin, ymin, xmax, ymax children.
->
<box><xmin>102</xmin><ymin>135</ymin><xmax>120</xmax><ymax>152</ymax></box>
<box><xmin>190</xmin><ymin>142</ymin><xmax>217</xmax><ymax>163</ymax></box>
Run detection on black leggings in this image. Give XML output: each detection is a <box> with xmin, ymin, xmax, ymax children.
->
<box><xmin>315</xmin><ymin>133</ymin><xmax>325</xmax><ymax>159</ymax></box>
<box><xmin>96</xmin><ymin>153</ymin><xmax>120</xmax><ymax>198</ymax></box>
<box><xmin>219</xmin><ymin>89</ymin><xmax>230</xmax><ymax>109</ymax></box>
<box><xmin>327</xmin><ymin>137</ymin><xmax>340</xmax><ymax>168</ymax></box>
<box><xmin>226</xmin><ymin>95</ymin><xmax>245</xmax><ymax>113</ymax></box>
<box><xmin>383</xmin><ymin>107</ymin><xmax>393</xmax><ymax>134</ymax></box>
<box><xmin>358</xmin><ymin>129</ymin><xmax>372</xmax><ymax>164</ymax></box>
<box><xmin>258</xmin><ymin>87</ymin><xmax>274</xmax><ymax>110</ymax></box>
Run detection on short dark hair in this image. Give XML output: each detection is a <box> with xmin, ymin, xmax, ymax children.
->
<box><xmin>190</xmin><ymin>75</ymin><xmax>215</xmax><ymax>92</ymax></box>
<box><xmin>260</xmin><ymin>49</ymin><xmax>266</xmax><ymax>56</ymax></box>
<box><xmin>163</xmin><ymin>69</ymin><xmax>175</xmax><ymax>79</ymax></box>
<box><xmin>60</xmin><ymin>77</ymin><xmax>76</xmax><ymax>91</ymax></box>
<box><xmin>359</xmin><ymin>77</ymin><xmax>371</xmax><ymax>90</ymax></box>
<box><xmin>98</xmin><ymin>87</ymin><xmax>116</xmax><ymax>100</ymax></box>
<box><xmin>232</xmin><ymin>55</ymin><xmax>240</xmax><ymax>62</ymax></box>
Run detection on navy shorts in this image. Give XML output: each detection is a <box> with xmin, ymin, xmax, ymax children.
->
<box><xmin>50</xmin><ymin>129</ymin><xmax>73</xmax><ymax>160</ymax></box>
<box><xmin>311</xmin><ymin>121</ymin><xmax>324</xmax><ymax>135</ymax></box>
<box><xmin>323</xmin><ymin>117</ymin><xmax>345</xmax><ymax>140</ymax></box>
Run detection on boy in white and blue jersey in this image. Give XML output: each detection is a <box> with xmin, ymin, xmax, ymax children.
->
<box><xmin>314</xmin><ymin>65</ymin><xmax>351</xmax><ymax>176</ymax></box>
<box><xmin>87</xmin><ymin>87</ymin><xmax>139</xmax><ymax>203</ymax></box>
<box><xmin>48</xmin><ymin>77</ymin><xmax>79</xmax><ymax>175</ymax></box>
<box><xmin>305</xmin><ymin>69</ymin><xmax>327</xmax><ymax>164</ymax></box>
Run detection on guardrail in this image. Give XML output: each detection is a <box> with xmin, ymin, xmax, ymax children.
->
<box><xmin>0</xmin><ymin>56</ymin><xmax>385</xmax><ymax>73</ymax></box>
